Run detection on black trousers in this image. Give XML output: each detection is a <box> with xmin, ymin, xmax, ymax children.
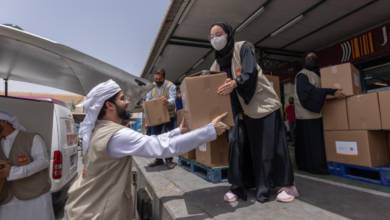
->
<box><xmin>295</xmin><ymin>118</ymin><xmax>328</xmax><ymax>174</ymax></box>
<box><xmin>228</xmin><ymin>110</ymin><xmax>294</xmax><ymax>200</ymax></box>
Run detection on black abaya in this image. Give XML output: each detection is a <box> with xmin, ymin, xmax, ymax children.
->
<box><xmin>213</xmin><ymin>23</ymin><xmax>294</xmax><ymax>202</ymax></box>
<box><xmin>243</xmin><ymin>110</ymin><xmax>294</xmax><ymax>202</ymax></box>
<box><xmin>295</xmin><ymin>72</ymin><xmax>336</xmax><ymax>174</ymax></box>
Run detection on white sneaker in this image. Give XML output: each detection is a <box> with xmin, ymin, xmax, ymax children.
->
<box><xmin>276</xmin><ymin>190</ymin><xmax>295</xmax><ymax>203</ymax></box>
<box><xmin>224</xmin><ymin>191</ymin><xmax>238</xmax><ymax>203</ymax></box>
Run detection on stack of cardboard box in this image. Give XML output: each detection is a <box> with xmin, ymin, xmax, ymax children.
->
<box><xmin>176</xmin><ymin>109</ymin><xmax>196</xmax><ymax>160</ymax></box>
<box><xmin>321</xmin><ymin>63</ymin><xmax>390</xmax><ymax>167</ymax></box>
<box><xmin>179</xmin><ymin>72</ymin><xmax>234</xmax><ymax>167</ymax></box>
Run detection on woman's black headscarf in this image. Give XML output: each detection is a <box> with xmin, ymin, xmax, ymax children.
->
<box><xmin>211</xmin><ymin>22</ymin><xmax>235</xmax><ymax>70</ymax></box>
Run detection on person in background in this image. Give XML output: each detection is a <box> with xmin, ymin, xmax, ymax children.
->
<box><xmin>0</xmin><ymin>111</ymin><xmax>54</xmax><ymax>220</ymax></box>
<box><xmin>145</xmin><ymin>69</ymin><xmax>177</xmax><ymax>169</ymax></box>
<box><xmin>294</xmin><ymin>52</ymin><xmax>345</xmax><ymax>174</ymax></box>
<box><xmin>285</xmin><ymin>97</ymin><xmax>296</xmax><ymax>142</ymax></box>
<box><xmin>175</xmin><ymin>86</ymin><xmax>183</xmax><ymax>111</ymax></box>
<box><xmin>65</xmin><ymin>79</ymin><xmax>229</xmax><ymax>220</ymax></box>
<box><xmin>209</xmin><ymin>22</ymin><xmax>298</xmax><ymax>203</ymax></box>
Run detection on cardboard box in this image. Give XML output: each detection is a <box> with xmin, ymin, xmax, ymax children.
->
<box><xmin>322</xmin><ymin>98</ymin><xmax>349</xmax><ymax>130</ymax></box>
<box><xmin>379</xmin><ymin>90</ymin><xmax>390</xmax><ymax>130</ymax></box>
<box><xmin>181</xmin><ymin>150</ymin><xmax>196</xmax><ymax>160</ymax></box>
<box><xmin>143</xmin><ymin>99</ymin><xmax>170</xmax><ymax>126</ymax></box>
<box><xmin>196</xmin><ymin>133</ymin><xmax>229</xmax><ymax>167</ymax></box>
<box><xmin>180</xmin><ymin>73</ymin><xmax>234</xmax><ymax>130</ymax></box>
<box><xmin>324</xmin><ymin>130</ymin><xmax>389</xmax><ymax>167</ymax></box>
<box><xmin>176</xmin><ymin>109</ymin><xmax>186</xmax><ymax>127</ymax></box>
<box><xmin>265</xmin><ymin>74</ymin><xmax>280</xmax><ymax>97</ymax></box>
<box><xmin>388</xmin><ymin>132</ymin><xmax>390</xmax><ymax>158</ymax></box>
<box><xmin>347</xmin><ymin>93</ymin><xmax>381</xmax><ymax>130</ymax></box>
<box><xmin>320</xmin><ymin>63</ymin><xmax>361</xmax><ymax>97</ymax></box>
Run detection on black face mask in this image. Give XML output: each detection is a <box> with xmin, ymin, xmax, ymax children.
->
<box><xmin>304</xmin><ymin>64</ymin><xmax>320</xmax><ymax>74</ymax></box>
<box><xmin>114</xmin><ymin>103</ymin><xmax>130</xmax><ymax>120</ymax></box>
<box><xmin>155</xmin><ymin>80</ymin><xmax>164</xmax><ymax>87</ymax></box>
<box><xmin>304</xmin><ymin>54</ymin><xmax>320</xmax><ymax>73</ymax></box>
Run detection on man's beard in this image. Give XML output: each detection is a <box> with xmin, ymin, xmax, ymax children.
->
<box><xmin>155</xmin><ymin>80</ymin><xmax>164</xmax><ymax>87</ymax></box>
<box><xmin>114</xmin><ymin>103</ymin><xmax>130</xmax><ymax>121</ymax></box>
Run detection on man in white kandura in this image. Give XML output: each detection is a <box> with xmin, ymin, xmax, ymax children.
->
<box><xmin>0</xmin><ymin>111</ymin><xmax>54</xmax><ymax>220</ymax></box>
<box><xmin>65</xmin><ymin>79</ymin><xmax>229</xmax><ymax>220</ymax></box>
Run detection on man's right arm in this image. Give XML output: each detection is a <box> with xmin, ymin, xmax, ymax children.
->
<box><xmin>106</xmin><ymin>124</ymin><xmax>217</xmax><ymax>159</ymax></box>
<box><xmin>145</xmin><ymin>91</ymin><xmax>152</xmax><ymax>101</ymax></box>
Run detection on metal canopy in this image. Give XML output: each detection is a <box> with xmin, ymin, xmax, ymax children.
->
<box><xmin>142</xmin><ymin>0</ymin><xmax>390</xmax><ymax>83</ymax></box>
<box><xmin>0</xmin><ymin>24</ymin><xmax>153</xmax><ymax>110</ymax></box>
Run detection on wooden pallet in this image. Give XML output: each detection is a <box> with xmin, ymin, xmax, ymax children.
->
<box><xmin>178</xmin><ymin>156</ymin><xmax>228</xmax><ymax>183</ymax></box>
<box><xmin>328</xmin><ymin>162</ymin><xmax>390</xmax><ymax>186</ymax></box>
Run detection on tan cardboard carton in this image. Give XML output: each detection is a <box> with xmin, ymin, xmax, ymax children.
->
<box><xmin>320</xmin><ymin>63</ymin><xmax>361</xmax><ymax>97</ymax></box>
<box><xmin>324</xmin><ymin>130</ymin><xmax>389</xmax><ymax>167</ymax></box>
<box><xmin>347</xmin><ymin>93</ymin><xmax>381</xmax><ymax>130</ymax></box>
<box><xmin>180</xmin><ymin>73</ymin><xmax>234</xmax><ymax>130</ymax></box>
<box><xmin>323</xmin><ymin>98</ymin><xmax>349</xmax><ymax>130</ymax></box>
<box><xmin>379</xmin><ymin>90</ymin><xmax>390</xmax><ymax>130</ymax></box>
<box><xmin>196</xmin><ymin>133</ymin><xmax>229</xmax><ymax>167</ymax></box>
<box><xmin>143</xmin><ymin>99</ymin><xmax>170</xmax><ymax>126</ymax></box>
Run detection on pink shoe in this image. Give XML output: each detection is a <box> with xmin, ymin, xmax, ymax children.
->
<box><xmin>224</xmin><ymin>191</ymin><xmax>238</xmax><ymax>203</ymax></box>
<box><xmin>276</xmin><ymin>186</ymin><xmax>299</xmax><ymax>203</ymax></box>
<box><xmin>276</xmin><ymin>190</ymin><xmax>295</xmax><ymax>203</ymax></box>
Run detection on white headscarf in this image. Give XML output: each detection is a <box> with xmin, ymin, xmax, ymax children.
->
<box><xmin>0</xmin><ymin>111</ymin><xmax>26</xmax><ymax>131</ymax></box>
<box><xmin>79</xmin><ymin>79</ymin><xmax>121</xmax><ymax>154</ymax></box>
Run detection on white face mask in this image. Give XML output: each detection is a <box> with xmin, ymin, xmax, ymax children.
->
<box><xmin>210</xmin><ymin>34</ymin><xmax>227</xmax><ymax>51</ymax></box>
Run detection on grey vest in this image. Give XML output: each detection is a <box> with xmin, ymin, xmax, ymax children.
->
<box><xmin>150</xmin><ymin>80</ymin><xmax>176</xmax><ymax>118</ymax></box>
<box><xmin>211</xmin><ymin>41</ymin><xmax>281</xmax><ymax>119</ymax></box>
<box><xmin>65</xmin><ymin>120</ymin><xmax>133</xmax><ymax>220</ymax></box>
<box><xmin>294</xmin><ymin>68</ymin><xmax>323</xmax><ymax>119</ymax></box>
<box><xmin>0</xmin><ymin>131</ymin><xmax>50</xmax><ymax>205</ymax></box>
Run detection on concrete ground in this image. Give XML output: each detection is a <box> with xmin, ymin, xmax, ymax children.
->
<box><xmin>134</xmin><ymin>156</ymin><xmax>390</xmax><ymax>220</ymax></box>
<box><xmin>57</xmin><ymin>148</ymin><xmax>390</xmax><ymax>220</ymax></box>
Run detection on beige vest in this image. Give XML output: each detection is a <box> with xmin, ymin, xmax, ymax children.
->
<box><xmin>65</xmin><ymin>120</ymin><xmax>133</xmax><ymax>220</ymax></box>
<box><xmin>211</xmin><ymin>41</ymin><xmax>281</xmax><ymax>119</ymax></box>
<box><xmin>0</xmin><ymin>131</ymin><xmax>50</xmax><ymax>205</ymax></box>
<box><xmin>150</xmin><ymin>80</ymin><xmax>176</xmax><ymax>118</ymax></box>
<box><xmin>294</xmin><ymin>68</ymin><xmax>323</xmax><ymax>119</ymax></box>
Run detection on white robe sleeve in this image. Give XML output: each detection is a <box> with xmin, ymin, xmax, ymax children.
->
<box><xmin>107</xmin><ymin>124</ymin><xmax>217</xmax><ymax>159</ymax></box>
<box><xmin>7</xmin><ymin>135</ymin><xmax>50</xmax><ymax>181</ymax></box>
<box><xmin>168</xmin><ymin>84</ymin><xmax>176</xmax><ymax>105</ymax></box>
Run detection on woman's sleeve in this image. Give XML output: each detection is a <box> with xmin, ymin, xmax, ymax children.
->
<box><xmin>296</xmin><ymin>74</ymin><xmax>337</xmax><ymax>113</ymax></box>
<box><xmin>235</xmin><ymin>42</ymin><xmax>258</xmax><ymax>104</ymax></box>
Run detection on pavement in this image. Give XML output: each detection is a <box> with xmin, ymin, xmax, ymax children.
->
<box><xmin>134</xmin><ymin>157</ymin><xmax>390</xmax><ymax>220</ymax></box>
<box><xmin>56</xmin><ymin>151</ymin><xmax>390</xmax><ymax>220</ymax></box>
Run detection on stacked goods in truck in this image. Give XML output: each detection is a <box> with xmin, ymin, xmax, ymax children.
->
<box><xmin>195</xmin><ymin>133</ymin><xmax>229</xmax><ymax>167</ymax></box>
<box><xmin>324</xmin><ymin>130</ymin><xmax>389</xmax><ymax>167</ymax></box>
<box><xmin>347</xmin><ymin>93</ymin><xmax>382</xmax><ymax>130</ymax></box>
<box><xmin>176</xmin><ymin>109</ymin><xmax>196</xmax><ymax>160</ymax></box>
<box><xmin>322</xmin><ymin>98</ymin><xmax>349</xmax><ymax>131</ymax></box>
<box><xmin>320</xmin><ymin>63</ymin><xmax>361</xmax><ymax>98</ymax></box>
<box><xmin>379</xmin><ymin>90</ymin><xmax>390</xmax><ymax>130</ymax></box>
<box><xmin>321</xmin><ymin>63</ymin><xmax>390</xmax><ymax>168</ymax></box>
